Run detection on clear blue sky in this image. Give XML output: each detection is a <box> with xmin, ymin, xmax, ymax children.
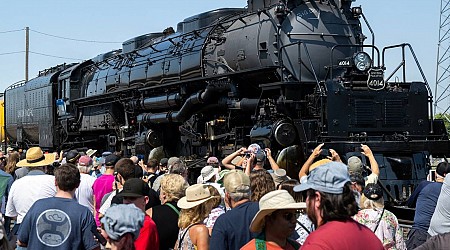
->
<box><xmin>0</xmin><ymin>0</ymin><xmax>444</xmax><ymax>110</ymax></box>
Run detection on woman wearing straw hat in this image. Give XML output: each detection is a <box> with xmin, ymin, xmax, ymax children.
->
<box><xmin>175</xmin><ymin>184</ymin><xmax>217</xmax><ymax>250</ymax></box>
<box><xmin>241</xmin><ymin>190</ymin><xmax>306</xmax><ymax>250</ymax></box>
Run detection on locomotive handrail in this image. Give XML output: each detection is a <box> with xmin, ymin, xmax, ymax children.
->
<box><xmin>5</xmin><ymin>80</ymin><xmax>26</xmax><ymax>90</ymax></box>
<box><xmin>381</xmin><ymin>43</ymin><xmax>434</xmax><ymax>133</ymax></box>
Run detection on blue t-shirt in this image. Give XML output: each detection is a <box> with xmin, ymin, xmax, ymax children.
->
<box><xmin>413</xmin><ymin>182</ymin><xmax>443</xmax><ymax>232</ymax></box>
<box><xmin>210</xmin><ymin>201</ymin><xmax>259</xmax><ymax>250</ymax></box>
<box><xmin>18</xmin><ymin>197</ymin><xmax>99</xmax><ymax>250</ymax></box>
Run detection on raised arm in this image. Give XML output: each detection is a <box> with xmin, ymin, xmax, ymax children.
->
<box><xmin>221</xmin><ymin>147</ymin><xmax>246</xmax><ymax>170</ymax></box>
<box><xmin>361</xmin><ymin>144</ymin><xmax>379</xmax><ymax>176</ymax></box>
<box><xmin>265</xmin><ymin>148</ymin><xmax>279</xmax><ymax>170</ymax></box>
<box><xmin>299</xmin><ymin>143</ymin><xmax>324</xmax><ymax>181</ymax></box>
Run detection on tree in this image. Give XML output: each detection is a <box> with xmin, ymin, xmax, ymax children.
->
<box><xmin>434</xmin><ymin>113</ymin><xmax>450</xmax><ymax>133</ymax></box>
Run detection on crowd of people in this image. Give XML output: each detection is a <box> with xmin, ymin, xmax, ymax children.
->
<box><xmin>0</xmin><ymin>142</ymin><xmax>446</xmax><ymax>249</ymax></box>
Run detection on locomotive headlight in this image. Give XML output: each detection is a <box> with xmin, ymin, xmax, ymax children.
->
<box><xmin>353</xmin><ymin>52</ymin><xmax>371</xmax><ymax>72</ymax></box>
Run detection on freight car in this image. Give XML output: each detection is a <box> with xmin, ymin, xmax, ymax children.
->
<box><xmin>5</xmin><ymin>0</ymin><xmax>449</xmax><ymax>201</ymax></box>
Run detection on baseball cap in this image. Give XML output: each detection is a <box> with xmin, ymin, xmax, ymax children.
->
<box><xmin>207</xmin><ymin>156</ymin><xmax>219</xmax><ymax>164</ymax></box>
<box><xmin>117</xmin><ymin>178</ymin><xmax>150</xmax><ymax>198</ymax></box>
<box><xmin>436</xmin><ymin>162</ymin><xmax>450</xmax><ymax>176</ymax></box>
<box><xmin>223</xmin><ymin>169</ymin><xmax>250</xmax><ymax>193</ymax></box>
<box><xmin>294</xmin><ymin>161</ymin><xmax>351</xmax><ymax>194</ymax></box>
<box><xmin>160</xmin><ymin>158</ymin><xmax>168</xmax><ymax>166</ymax></box>
<box><xmin>105</xmin><ymin>154</ymin><xmax>120</xmax><ymax>166</ymax></box>
<box><xmin>347</xmin><ymin>156</ymin><xmax>362</xmax><ymax>174</ymax></box>
<box><xmin>363</xmin><ymin>183</ymin><xmax>383</xmax><ymax>201</ymax></box>
<box><xmin>101</xmin><ymin>204</ymin><xmax>144</xmax><ymax>240</ymax></box>
<box><xmin>66</xmin><ymin>150</ymin><xmax>81</xmax><ymax>164</ymax></box>
<box><xmin>255</xmin><ymin>150</ymin><xmax>266</xmax><ymax>163</ymax></box>
<box><xmin>78</xmin><ymin>155</ymin><xmax>93</xmax><ymax>167</ymax></box>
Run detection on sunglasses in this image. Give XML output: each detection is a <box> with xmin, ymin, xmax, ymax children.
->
<box><xmin>280</xmin><ymin>211</ymin><xmax>301</xmax><ymax>221</ymax></box>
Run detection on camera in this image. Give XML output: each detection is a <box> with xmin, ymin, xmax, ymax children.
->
<box><xmin>319</xmin><ymin>148</ymin><xmax>331</xmax><ymax>158</ymax></box>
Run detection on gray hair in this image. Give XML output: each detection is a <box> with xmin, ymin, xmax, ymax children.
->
<box><xmin>169</xmin><ymin>161</ymin><xmax>187</xmax><ymax>176</ymax></box>
<box><xmin>77</xmin><ymin>164</ymin><xmax>91</xmax><ymax>174</ymax></box>
<box><xmin>228</xmin><ymin>189</ymin><xmax>251</xmax><ymax>202</ymax></box>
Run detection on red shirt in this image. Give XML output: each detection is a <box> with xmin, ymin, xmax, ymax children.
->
<box><xmin>135</xmin><ymin>215</ymin><xmax>160</xmax><ymax>250</ymax></box>
<box><xmin>301</xmin><ymin>219</ymin><xmax>384</xmax><ymax>250</ymax></box>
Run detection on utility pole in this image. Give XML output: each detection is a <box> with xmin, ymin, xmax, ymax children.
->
<box><xmin>25</xmin><ymin>26</ymin><xmax>29</xmax><ymax>82</ymax></box>
<box><xmin>435</xmin><ymin>0</ymin><xmax>450</xmax><ymax>116</ymax></box>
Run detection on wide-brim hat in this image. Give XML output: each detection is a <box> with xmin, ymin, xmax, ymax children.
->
<box><xmin>16</xmin><ymin>147</ymin><xmax>55</xmax><ymax>167</ymax></box>
<box><xmin>201</xmin><ymin>165</ymin><xmax>218</xmax><ymax>183</ymax></box>
<box><xmin>177</xmin><ymin>184</ymin><xmax>216</xmax><ymax>209</ymax></box>
<box><xmin>250</xmin><ymin>190</ymin><xmax>306</xmax><ymax>233</ymax></box>
<box><xmin>86</xmin><ymin>149</ymin><xmax>97</xmax><ymax>157</ymax></box>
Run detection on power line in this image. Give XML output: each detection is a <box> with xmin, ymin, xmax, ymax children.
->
<box><xmin>0</xmin><ymin>50</ymin><xmax>82</xmax><ymax>61</ymax></box>
<box><xmin>30</xmin><ymin>29</ymin><xmax>121</xmax><ymax>44</ymax></box>
<box><xmin>0</xmin><ymin>29</ymin><xmax>24</xmax><ymax>34</ymax></box>
<box><xmin>0</xmin><ymin>51</ymin><xmax>24</xmax><ymax>56</ymax></box>
<box><xmin>29</xmin><ymin>51</ymin><xmax>82</xmax><ymax>61</ymax></box>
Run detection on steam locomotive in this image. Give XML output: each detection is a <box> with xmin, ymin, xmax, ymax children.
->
<box><xmin>5</xmin><ymin>0</ymin><xmax>449</xmax><ymax>200</ymax></box>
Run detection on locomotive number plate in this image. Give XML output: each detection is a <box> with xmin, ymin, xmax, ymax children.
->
<box><xmin>367</xmin><ymin>68</ymin><xmax>385</xmax><ymax>91</ymax></box>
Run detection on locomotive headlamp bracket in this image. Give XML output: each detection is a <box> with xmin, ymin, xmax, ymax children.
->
<box><xmin>351</xmin><ymin>7</ymin><xmax>362</xmax><ymax>17</ymax></box>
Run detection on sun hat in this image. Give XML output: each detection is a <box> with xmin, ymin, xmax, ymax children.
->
<box><xmin>294</xmin><ymin>161</ymin><xmax>351</xmax><ymax>194</ymax></box>
<box><xmin>117</xmin><ymin>178</ymin><xmax>150</xmax><ymax>198</ymax></box>
<box><xmin>200</xmin><ymin>165</ymin><xmax>218</xmax><ymax>183</ymax></box>
<box><xmin>207</xmin><ymin>156</ymin><xmax>219</xmax><ymax>164</ymax></box>
<box><xmin>223</xmin><ymin>169</ymin><xmax>250</xmax><ymax>193</ymax></box>
<box><xmin>250</xmin><ymin>190</ymin><xmax>306</xmax><ymax>233</ymax></box>
<box><xmin>177</xmin><ymin>184</ymin><xmax>216</xmax><ymax>209</ymax></box>
<box><xmin>270</xmin><ymin>169</ymin><xmax>290</xmax><ymax>187</ymax></box>
<box><xmin>78</xmin><ymin>155</ymin><xmax>93</xmax><ymax>167</ymax></box>
<box><xmin>101</xmin><ymin>204</ymin><xmax>144</xmax><ymax>240</ymax></box>
<box><xmin>86</xmin><ymin>149</ymin><xmax>97</xmax><ymax>157</ymax></box>
<box><xmin>363</xmin><ymin>183</ymin><xmax>383</xmax><ymax>201</ymax></box>
<box><xmin>347</xmin><ymin>156</ymin><xmax>363</xmax><ymax>174</ymax></box>
<box><xmin>16</xmin><ymin>147</ymin><xmax>55</xmax><ymax>167</ymax></box>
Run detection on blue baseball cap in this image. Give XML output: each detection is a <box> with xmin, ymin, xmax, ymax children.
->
<box><xmin>101</xmin><ymin>204</ymin><xmax>144</xmax><ymax>240</ymax></box>
<box><xmin>293</xmin><ymin>161</ymin><xmax>351</xmax><ymax>194</ymax></box>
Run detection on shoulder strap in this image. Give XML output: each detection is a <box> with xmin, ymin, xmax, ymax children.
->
<box><xmin>296</xmin><ymin>219</ymin><xmax>311</xmax><ymax>234</ymax></box>
<box><xmin>373</xmin><ymin>208</ymin><xmax>385</xmax><ymax>233</ymax></box>
<box><xmin>287</xmin><ymin>238</ymin><xmax>301</xmax><ymax>250</ymax></box>
<box><xmin>178</xmin><ymin>223</ymin><xmax>200</xmax><ymax>249</ymax></box>
<box><xmin>165</xmin><ymin>203</ymin><xmax>180</xmax><ymax>216</ymax></box>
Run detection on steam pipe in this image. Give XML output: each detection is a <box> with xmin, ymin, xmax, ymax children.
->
<box><xmin>132</xmin><ymin>93</ymin><xmax>181</xmax><ymax>110</ymax></box>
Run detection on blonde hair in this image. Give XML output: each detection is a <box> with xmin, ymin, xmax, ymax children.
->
<box><xmin>360</xmin><ymin>194</ymin><xmax>384</xmax><ymax>210</ymax></box>
<box><xmin>160</xmin><ymin>174</ymin><xmax>189</xmax><ymax>202</ymax></box>
<box><xmin>207</xmin><ymin>185</ymin><xmax>222</xmax><ymax>208</ymax></box>
<box><xmin>178</xmin><ymin>199</ymin><xmax>214</xmax><ymax>229</ymax></box>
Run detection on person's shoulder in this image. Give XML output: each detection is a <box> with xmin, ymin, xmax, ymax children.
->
<box><xmin>240</xmin><ymin>239</ymin><xmax>256</xmax><ymax>250</ymax></box>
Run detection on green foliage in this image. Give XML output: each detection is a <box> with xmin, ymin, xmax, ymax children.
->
<box><xmin>434</xmin><ymin>113</ymin><xmax>450</xmax><ymax>133</ymax></box>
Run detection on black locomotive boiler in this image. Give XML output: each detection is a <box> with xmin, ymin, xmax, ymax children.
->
<box><xmin>5</xmin><ymin>0</ymin><xmax>449</xmax><ymax>201</ymax></box>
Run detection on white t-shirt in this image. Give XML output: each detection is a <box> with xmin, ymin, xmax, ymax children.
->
<box><xmin>99</xmin><ymin>188</ymin><xmax>121</xmax><ymax>215</ymax></box>
<box><xmin>6</xmin><ymin>172</ymin><xmax>56</xmax><ymax>223</ymax></box>
<box><xmin>74</xmin><ymin>173</ymin><xmax>96</xmax><ymax>213</ymax></box>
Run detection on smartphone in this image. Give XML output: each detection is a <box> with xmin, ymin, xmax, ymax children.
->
<box><xmin>91</xmin><ymin>224</ymin><xmax>107</xmax><ymax>246</ymax></box>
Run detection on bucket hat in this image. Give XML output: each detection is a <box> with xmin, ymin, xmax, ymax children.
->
<box><xmin>271</xmin><ymin>169</ymin><xmax>290</xmax><ymax>187</ymax></box>
<box><xmin>250</xmin><ymin>190</ymin><xmax>306</xmax><ymax>233</ymax></box>
<box><xmin>200</xmin><ymin>165</ymin><xmax>218</xmax><ymax>183</ymax></box>
<box><xmin>177</xmin><ymin>184</ymin><xmax>216</xmax><ymax>209</ymax></box>
<box><xmin>16</xmin><ymin>147</ymin><xmax>55</xmax><ymax>167</ymax></box>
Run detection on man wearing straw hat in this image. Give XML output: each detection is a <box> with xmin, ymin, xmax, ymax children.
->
<box><xmin>241</xmin><ymin>190</ymin><xmax>305</xmax><ymax>250</ymax></box>
<box><xmin>5</xmin><ymin>147</ymin><xmax>56</xmax><ymax>247</ymax></box>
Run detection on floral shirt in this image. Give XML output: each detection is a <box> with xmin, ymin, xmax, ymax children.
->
<box><xmin>204</xmin><ymin>205</ymin><xmax>226</xmax><ymax>229</ymax></box>
<box><xmin>353</xmin><ymin>208</ymin><xmax>406</xmax><ymax>250</ymax></box>
<box><xmin>295</xmin><ymin>213</ymin><xmax>314</xmax><ymax>245</ymax></box>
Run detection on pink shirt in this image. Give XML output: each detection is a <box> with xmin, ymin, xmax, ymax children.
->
<box><xmin>92</xmin><ymin>174</ymin><xmax>114</xmax><ymax>226</ymax></box>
